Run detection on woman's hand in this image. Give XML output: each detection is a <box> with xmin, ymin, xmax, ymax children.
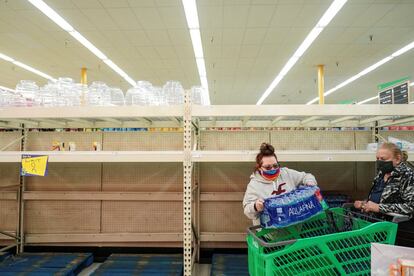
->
<box><xmin>304</xmin><ymin>181</ymin><xmax>316</xmax><ymax>186</ymax></box>
<box><xmin>361</xmin><ymin>201</ymin><xmax>380</xmax><ymax>213</ymax></box>
<box><xmin>354</xmin><ymin>200</ymin><xmax>365</xmax><ymax>209</ymax></box>
<box><xmin>255</xmin><ymin>199</ymin><xmax>264</xmax><ymax>212</ymax></box>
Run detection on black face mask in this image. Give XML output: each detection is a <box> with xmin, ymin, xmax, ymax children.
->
<box><xmin>376</xmin><ymin>160</ymin><xmax>394</xmax><ymax>174</ymax></box>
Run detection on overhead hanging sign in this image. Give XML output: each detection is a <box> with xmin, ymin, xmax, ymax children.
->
<box><xmin>393</xmin><ymin>82</ymin><xmax>409</xmax><ymax>104</ymax></box>
<box><xmin>378</xmin><ymin>79</ymin><xmax>410</xmax><ymax>105</ymax></box>
<box><xmin>379</xmin><ymin>89</ymin><xmax>393</xmax><ymax>104</ymax></box>
<box><xmin>21</xmin><ymin>155</ymin><xmax>49</xmax><ymax>176</ymax></box>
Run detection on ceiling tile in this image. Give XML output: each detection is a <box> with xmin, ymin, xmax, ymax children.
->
<box><xmin>81</xmin><ymin>9</ymin><xmax>118</xmax><ymax>30</ymax></box>
<box><xmin>137</xmin><ymin>46</ymin><xmax>160</xmax><ymax>59</ymax></box>
<box><xmin>222</xmin><ymin>29</ymin><xmax>244</xmax><ymax>45</ymax></box>
<box><xmin>239</xmin><ymin>45</ymin><xmax>260</xmax><ymax>58</ymax></box>
<box><xmin>221</xmin><ymin>45</ymin><xmax>241</xmax><ymax>58</ymax></box>
<box><xmin>199</xmin><ymin>5</ymin><xmax>223</xmax><ymax>28</ymax></box>
<box><xmin>223</xmin><ymin>5</ymin><xmax>249</xmax><ymax>28</ymax></box>
<box><xmin>106</xmin><ymin>8</ymin><xmax>141</xmax><ymax>30</ymax></box>
<box><xmin>158</xmin><ymin>6</ymin><xmax>187</xmax><ymax>28</ymax></box>
<box><xmin>247</xmin><ymin>5</ymin><xmax>275</xmax><ymax>28</ymax></box>
<box><xmin>37</xmin><ymin>0</ymin><xmax>76</xmax><ymax>9</ymax></box>
<box><xmin>168</xmin><ymin>29</ymin><xmax>192</xmax><ymax>45</ymax></box>
<box><xmin>155</xmin><ymin>0</ymin><xmax>181</xmax><ymax>6</ymax></box>
<box><xmin>127</xmin><ymin>0</ymin><xmax>156</xmax><ymax>7</ymax></box>
<box><xmin>124</xmin><ymin>30</ymin><xmax>152</xmax><ymax>46</ymax></box>
<box><xmin>223</xmin><ymin>0</ymin><xmax>250</xmax><ymax>5</ymax></box>
<box><xmin>155</xmin><ymin>46</ymin><xmax>177</xmax><ymax>59</ymax></box>
<box><xmin>197</xmin><ymin>0</ymin><xmax>223</xmax><ymax>6</ymax></box>
<box><xmin>146</xmin><ymin>30</ymin><xmax>171</xmax><ymax>45</ymax></box>
<box><xmin>132</xmin><ymin>7</ymin><xmax>164</xmax><ymax>29</ymax></box>
<box><xmin>71</xmin><ymin>0</ymin><xmax>103</xmax><ymax>9</ymax></box>
<box><xmin>243</xmin><ymin>28</ymin><xmax>267</xmax><ymax>44</ymax></box>
<box><xmin>350</xmin><ymin>4</ymin><xmax>395</xmax><ymax>27</ymax></box>
<box><xmin>377</xmin><ymin>3</ymin><xmax>414</xmax><ymax>27</ymax></box>
<box><xmin>99</xmin><ymin>0</ymin><xmax>129</xmax><ymax>8</ymax></box>
<box><xmin>174</xmin><ymin>45</ymin><xmax>195</xmax><ymax>59</ymax></box>
<box><xmin>270</xmin><ymin>4</ymin><xmax>302</xmax><ymax>27</ymax></box>
<box><xmin>58</xmin><ymin>9</ymin><xmax>97</xmax><ymax>31</ymax></box>
<box><xmin>2</xmin><ymin>0</ymin><xmax>31</xmax><ymax>10</ymax></box>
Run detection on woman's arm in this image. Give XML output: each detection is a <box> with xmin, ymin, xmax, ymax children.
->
<box><xmin>243</xmin><ymin>183</ymin><xmax>261</xmax><ymax>220</ymax></box>
<box><xmin>284</xmin><ymin>168</ymin><xmax>317</xmax><ymax>187</ymax></box>
<box><xmin>379</xmin><ymin>176</ymin><xmax>414</xmax><ymax>215</ymax></box>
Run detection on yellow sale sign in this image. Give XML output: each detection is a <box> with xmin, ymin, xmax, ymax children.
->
<box><xmin>21</xmin><ymin>155</ymin><xmax>48</xmax><ymax>176</ymax></box>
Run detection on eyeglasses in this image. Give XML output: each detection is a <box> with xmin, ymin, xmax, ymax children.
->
<box><xmin>261</xmin><ymin>163</ymin><xmax>279</xmax><ymax>170</ymax></box>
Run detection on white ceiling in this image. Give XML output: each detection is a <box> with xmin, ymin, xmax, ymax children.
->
<box><xmin>0</xmin><ymin>0</ymin><xmax>413</xmax><ymax>104</ymax></box>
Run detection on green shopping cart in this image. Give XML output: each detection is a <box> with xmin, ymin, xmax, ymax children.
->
<box><xmin>247</xmin><ymin>207</ymin><xmax>398</xmax><ymax>276</ymax></box>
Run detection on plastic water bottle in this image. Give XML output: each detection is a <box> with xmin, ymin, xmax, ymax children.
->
<box><xmin>163</xmin><ymin>81</ymin><xmax>184</xmax><ymax>105</ymax></box>
<box><xmin>88</xmin><ymin>81</ymin><xmax>111</xmax><ymax>106</ymax></box>
<box><xmin>110</xmin><ymin>87</ymin><xmax>125</xmax><ymax>106</ymax></box>
<box><xmin>125</xmin><ymin>81</ymin><xmax>153</xmax><ymax>106</ymax></box>
<box><xmin>15</xmin><ymin>80</ymin><xmax>39</xmax><ymax>107</ymax></box>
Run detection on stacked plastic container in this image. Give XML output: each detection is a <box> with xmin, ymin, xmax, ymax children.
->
<box><xmin>0</xmin><ymin>79</ymin><xmax>208</xmax><ymax>108</ymax></box>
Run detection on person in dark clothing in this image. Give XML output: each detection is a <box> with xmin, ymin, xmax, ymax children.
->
<box><xmin>353</xmin><ymin>142</ymin><xmax>414</xmax><ymax>246</ymax></box>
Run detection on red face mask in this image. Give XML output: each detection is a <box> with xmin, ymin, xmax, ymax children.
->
<box><xmin>259</xmin><ymin>167</ymin><xmax>281</xmax><ymax>181</ymax></box>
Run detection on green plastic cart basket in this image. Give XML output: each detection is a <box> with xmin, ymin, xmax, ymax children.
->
<box><xmin>247</xmin><ymin>208</ymin><xmax>398</xmax><ymax>276</ymax></box>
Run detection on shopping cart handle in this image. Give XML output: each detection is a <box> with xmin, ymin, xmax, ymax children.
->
<box><xmin>342</xmin><ymin>203</ymin><xmax>354</xmax><ymax>208</ymax></box>
<box><xmin>385</xmin><ymin>212</ymin><xmax>411</xmax><ymax>223</ymax></box>
<box><xmin>341</xmin><ymin>203</ymin><xmax>411</xmax><ymax>223</ymax></box>
<box><xmin>247</xmin><ymin>225</ymin><xmax>297</xmax><ymax>248</ymax></box>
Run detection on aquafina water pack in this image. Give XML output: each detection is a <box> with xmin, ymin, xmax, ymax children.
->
<box><xmin>260</xmin><ymin>186</ymin><xmax>327</xmax><ymax>228</ymax></box>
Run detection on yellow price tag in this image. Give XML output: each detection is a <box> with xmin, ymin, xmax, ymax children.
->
<box><xmin>21</xmin><ymin>155</ymin><xmax>49</xmax><ymax>176</ymax></box>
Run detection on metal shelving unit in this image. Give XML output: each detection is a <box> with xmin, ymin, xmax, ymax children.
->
<box><xmin>0</xmin><ymin>151</ymin><xmax>184</xmax><ymax>163</ymax></box>
<box><xmin>189</xmin><ymin>104</ymin><xmax>414</xmax><ymax>249</ymax></box>
<box><xmin>192</xmin><ymin>150</ymin><xmax>414</xmax><ymax>162</ymax></box>
<box><xmin>1</xmin><ymin>103</ymin><xmax>414</xmax><ymax>275</ymax></box>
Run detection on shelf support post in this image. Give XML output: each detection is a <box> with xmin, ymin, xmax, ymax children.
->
<box><xmin>81</xmin><ymin>67</ymin><xmax>87</xmax><ymax>85</ymax></box>
<box><xmin>17</xmin><ymin>124</ymin><xmax>27</xmax><ymax>253</ymax></box>
<box><xmin>318</xmin><ymin>64</ymin><xmax>325</xmax><ymax>105</ymax></box>
<box><xmin>183</xmin><ymin>90</ymin><xmax>193</xmax><ymax>275</ymax></box>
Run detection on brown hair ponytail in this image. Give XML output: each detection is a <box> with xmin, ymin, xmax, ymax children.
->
<box><xmin>255</xmin><ymin>143</ymin><xmax>278</xmax><ymax>171</ymax></box>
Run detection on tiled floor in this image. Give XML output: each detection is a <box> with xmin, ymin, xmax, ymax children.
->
<box><xmin>193</xmin><ymin>264</ymin><xmax>211</xmax><ymax>276</ymax></box>
<box><xmin>78</xmin><ymin>263</ymin><xmax>101</xmax><ymax>276</ymax></box>
<box><xmin>78</xmin><ymin>262</ymin><xmax>211</xmax><ymax>276</ymax></box>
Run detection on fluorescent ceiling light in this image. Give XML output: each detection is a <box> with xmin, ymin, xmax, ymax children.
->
<box><xmin>69</xmin><ymin>31</ymin><xmax>107</xmax><ymax>60</ymax></box>
<box><xmin>12</xmin><ymin>61</ymin><xmax>55</xmax><ymax>80</ymax></box>
<box><xmin>279</xmin><ymin>56</ymin><xmax>300</xmax><ymax>77</ymax></box>
<box><xmin>292</xmin><ymin>27</ymin><xmax>323</xmax><ymax>58</ymax></box>
<box><xmin>27</xmin><ymin>0</ymin><xmax>74</xmax><ymax>31</ymax></box>
<box><xmin>0</xmin><ymin>85</ymin><xmax>15</xmax><ymax>92</ymax></box>
<box><xmin>0</xmin><ymin>53</ymin><xmax>14</xmax><ymax>62</ymax></box>
<box><xmin>357</xmin><ymin>96</ymin><xmax>378</xmax><ymax>105</ymax></box>
<box><xmin>189</xmin><ymin>29</ymin><xmax>204</xmax><ymax>58</ymax></box>
<box><xmin>256</xmin><ymin>0</ymin><xmax>347</xmax><ymax>105</ymax></box>
<box><xmin>391</xmin><ymin>41</ymin><xmax>414</xmax><ymax>57</ymax></box>
<box><xmin>102</xmin><ymin>59</ymin><xmax>135</xmax><ymax>86</ymax></box>
<box><xmin>317</xmin><ymin>0</ymin><xmax>349</xmax><ymax>27</ymax></box>
<box><xmin>28</xmin><ymin>0</ymin><xmax>135</xmax><ymax>87</ymax></box>
<box><xmin>196</xmin><ymin>58</ymin><xmax>206</xmax><ymax>77</ymax></box>
<box><xmin>0</xmin><ymin>52</ymin><xmax>55</xmax><ymax>80</ymax></box>
<box><xmin>200</xmin><ymin>76</ymin><xmax>208</xmax><ymax>90</ymax></box>
<box><xmin>306</xmin><ymin>39</ymin><xmax>414</xmax><ymax>105</ymax></box>
<box><xmin>410</xmin><ymin>83</ymin><xmax>414</xmax><ymax>86</ymax></box>
<box><xmin>356</xmin><ymin>56</ymin><xmax>393</xmax><ymax>77</ymax></box>
<box><xmin>182</xmin><ymin>0</ymin><xmax>210</xmax><ymax>105</ymax></box>
<box><xmin>182</xmin><ymin>0</ymin><xmax>199</xmax><ymax>29</ymax></box>
<box><xmin>200</xmin><ymin>77</ymin><xmax>210</xmax><ymax>105</ymax></box>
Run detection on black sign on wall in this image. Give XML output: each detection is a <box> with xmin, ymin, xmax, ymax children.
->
<box><xmin>379</xmin><ymin>89</ymin><xmax>393</xmax><ymax>104</ymax></box>
<box><xmin>378</xmin><ymin>82</ymin><xmax>410</xmax><ymax>104</ymax></box>
<box><xmin>393</xmin><ymin>83</ymin><xmax>409</xmax><ymax>104</ymax></box>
